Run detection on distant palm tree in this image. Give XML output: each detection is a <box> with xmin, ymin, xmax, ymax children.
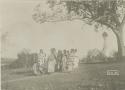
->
<box><xmin>102</xmin><ymin>32</ymin><xmax>108</xmax><ymax>55</ymax></box>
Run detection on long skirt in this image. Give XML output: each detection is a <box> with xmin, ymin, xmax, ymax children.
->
<box><xmin>67</xmin><ymin>59</ymin><xmax>74</xmax><ymax>72</ymax></box>
<box><xmin>73</xmin><ymin>57</ymin><xmax>79</xmax><ymax>69</ymax></box>
<box><xmin>48</xmin><ymin>61</ymin><xmax>56</xmax><ymax>73</ymax></box>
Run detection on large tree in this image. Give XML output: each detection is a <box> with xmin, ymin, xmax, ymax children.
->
<box><xmin>32</xmin><ymin>0</ymin><xmax>125</xmax><ymax>60</ymax></box>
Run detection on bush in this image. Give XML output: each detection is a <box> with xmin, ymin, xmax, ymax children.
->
<box><xmin>110</xmin><ymin>51</ymin><xmax>125</xmax><ymax>61</ymax></box>
<box><xmin>9</xmin><ymin>50</ymin><xmax>38</xmax><ymax>69</ymax></box>
<box><xmin>86</xmin><ymin>49</ymin><xmax>106</xmax><ymax>63</ymax></box>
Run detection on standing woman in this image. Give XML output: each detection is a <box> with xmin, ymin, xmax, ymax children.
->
<box><xmin>56</xmin><ymin>50</ymin><xmax>63</xmax><ymax>72</ymax></box>
<box><xmin>73</xmin><ymin>49</ymin><xmax>79</xmax><ymax>69</ymax></box>
<box><xmin>47</xmin><ymin>48</ymin><xmax>57</xmax><ymax>73</ymax></box>
<box><xmin>62</xmin><ymin>50</ymin><xmax>67</xmax><ymax>72</ymax></box>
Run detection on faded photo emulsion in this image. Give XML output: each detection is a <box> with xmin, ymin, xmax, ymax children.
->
<box><xmin>1</xmin><ymin>0</ymin><xmax>125</xmax><ymax>90</ymax></box>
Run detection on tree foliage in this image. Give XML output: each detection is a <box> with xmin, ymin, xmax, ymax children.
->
<box><xmin>86</xmin><ymin>49</ymin><xmax>106</xmax><ymax>63</ymax></box>
<box><xmin>9</xmin><ymin>49</ymin><xmax>37</xmax><ymax>69</ymax></box>
<box><xmin>32</xmin><ymin>0</ymin><xmax>125</xmax><ymax>30</ymax></box>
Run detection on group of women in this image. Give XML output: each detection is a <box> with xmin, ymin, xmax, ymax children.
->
<box><xmin>33</xmin><ymin>48</ymin><xmax>79</xmax><ymax>75</ymax></box>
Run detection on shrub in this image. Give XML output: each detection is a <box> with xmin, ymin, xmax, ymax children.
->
<box><xmin>111</xmin><ymin>51</ymin><xmax>125</xmax><ymax>61</ymax></box>
<box><xmin>86</xmin><ymin>49</ymin><xmax>106</xmax><ymax>63</ymax></box>
<box><xmin>111</xmin><ymin>51</ymin><xmax>118</xmax><ymax>61</ymax></box>
<box><xmin>9</xmin><ymin>50</ymin><xmax>38</xmax><ymax>69</ymax></box>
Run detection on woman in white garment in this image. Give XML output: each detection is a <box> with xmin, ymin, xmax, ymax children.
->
<box><xmin>47</xmin><ymin>48</ymin><xmax>57</xmax><ymax>73</ymax></box>
<box><xmin>62</xmin><ymin>50</ymin><xmax>67</xmax><ymax>72</ymax></box>
<box><xmin>73</xmin><ymin>49</ymin><xmax>79</xmax><ymax>69</ymax></box>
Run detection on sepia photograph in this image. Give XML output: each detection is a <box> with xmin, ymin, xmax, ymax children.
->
<box><xmin>1</xmin><ymin>0</ymin><xmax>125</xmax><ymax>90</ymax></box>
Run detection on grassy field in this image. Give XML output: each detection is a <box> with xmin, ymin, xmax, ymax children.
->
<box><xmin>1</xmin><ymin>61</ymin><xmax>125</xmax><ymax>90</ymax></box>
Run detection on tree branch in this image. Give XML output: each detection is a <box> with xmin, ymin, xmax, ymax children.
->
<box><xmin>95</xmin><ymin>19</ymin><xmax>119</xmax><ymax>35</ymax></box>
<box><xmin>97</xmin><ymin>20</ymin><xmax>115</xmax><ymax>30</ymax></box>
<box><xmin>83</xmin><ymin>3</ymin><xmax>94</xmax><ymax>18</ymax></box>
<box><xmin>38</xmin><ymin>17</ymin><xmax>83</xmax><ymax>23</ymax></box>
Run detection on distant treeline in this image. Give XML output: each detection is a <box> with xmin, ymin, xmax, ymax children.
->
<box><xmin>2</xmin><ymin>48</ymin><xmax>124</xmax><ymax>69</ymax></box>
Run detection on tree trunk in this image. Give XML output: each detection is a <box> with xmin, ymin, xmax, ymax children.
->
<box><xmin>115</xmin><ymin>28</ymin><xmax>124</xmax><ymax>60</ymax></box>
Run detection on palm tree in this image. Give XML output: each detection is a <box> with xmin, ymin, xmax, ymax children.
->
<box><xmin>102</xmin><ymin>32</ymin><xmax>108</xmax><ymax>55</ymax></box>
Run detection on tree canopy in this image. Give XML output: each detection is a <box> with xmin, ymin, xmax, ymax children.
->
<box><xmin>32</xmin><ymin>0</ymin><xmax>125</xmax><ymax>31</ymax></box>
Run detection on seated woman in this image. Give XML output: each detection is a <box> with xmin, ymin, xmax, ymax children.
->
<box><xmin>33</xmin><ymin>49</ymin><xmax>47</xmax><ymax>75</ymax></box>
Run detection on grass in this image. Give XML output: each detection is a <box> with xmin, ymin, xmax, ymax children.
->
<box><xmin>1</xmin><ymin>61</ymin><xmax>125</xmax><ymax>90</ymax></box>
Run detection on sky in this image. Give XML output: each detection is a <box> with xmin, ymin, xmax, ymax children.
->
<box><xmin>1</xmin><ymin>0</ymin><xmax>125</xmax><ymax>58</ymax></box>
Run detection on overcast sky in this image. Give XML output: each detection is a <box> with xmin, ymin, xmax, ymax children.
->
<box><xmin>1</xmin><ymin>0</ymin><xmax>125</xmax><ymax>58</ymax></box>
